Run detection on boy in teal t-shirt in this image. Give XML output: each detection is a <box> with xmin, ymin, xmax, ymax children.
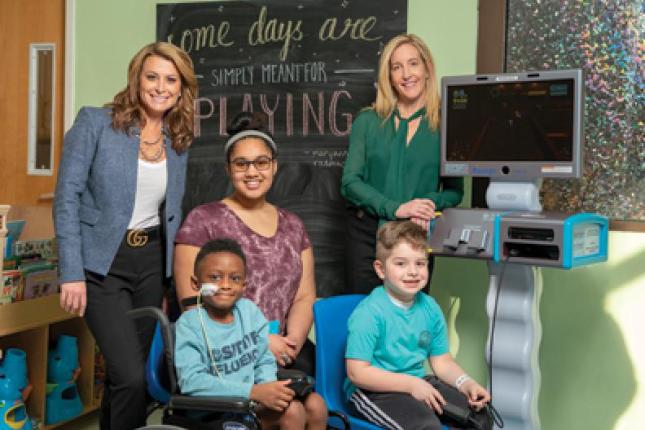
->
<box><xmin>345</xmin><ymin>221</ymin><xmax>491</xmax><ymax>430</ymax></box>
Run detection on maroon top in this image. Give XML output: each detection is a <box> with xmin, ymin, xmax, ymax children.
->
<box><xmin>175</xmin><ymin>201</ymin><xmax>311</xmax><ymax>332</ymax></box>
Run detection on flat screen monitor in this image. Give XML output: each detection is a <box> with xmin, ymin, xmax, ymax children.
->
<box><xmin>441</xmin><ymin>69</ymin><xmax>584</xmax><ymax>179</ymax></box>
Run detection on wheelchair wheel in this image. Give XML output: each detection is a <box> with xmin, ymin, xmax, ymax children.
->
<box><xmin>136</xmin><ymin>426</ymin><xmax>189</xmax><ymax>430</ymax></box>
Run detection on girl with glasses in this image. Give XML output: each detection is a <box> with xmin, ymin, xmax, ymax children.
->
<box><xmin>173</xmin><ymin>112</ymin><xmax>326</xmax><ymax>426</ymax></box>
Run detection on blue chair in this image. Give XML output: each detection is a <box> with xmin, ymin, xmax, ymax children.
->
<box><xmin>314</xmin><ymin>294</ymin><xmax>382</xmax><ymax>430</ymax></box>
<box><xmin>314</xmin><ymin>295</ymin><xmax>448</xmax><ymax>430</ymax></box>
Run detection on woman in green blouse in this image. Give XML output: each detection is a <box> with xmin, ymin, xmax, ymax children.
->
<box><xmin>341</xmin><ymin>34</ymin><xmax>464</xmax><ymax>293</ymax></box>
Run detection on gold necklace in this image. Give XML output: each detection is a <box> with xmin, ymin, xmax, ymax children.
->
<box><xmin>140</xmin><ymin>133</ymin><xmax>163</xmax><ymax>145</ymax></box>
<box><xmin>139</xmin><ymin>138</ymin><xmax>165</xmax><ymax>162</ymax></box>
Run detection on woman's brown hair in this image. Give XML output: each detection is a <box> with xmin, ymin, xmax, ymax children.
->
<box><xmin>106</xmin><ymin>42</ymin><xmax>198</xmax><ymax>152</ymax></box>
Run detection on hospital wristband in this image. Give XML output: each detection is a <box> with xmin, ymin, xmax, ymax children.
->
<box><xmin>455</xmin><ymin>374</ymin><xmax>471</xmax><ymax>390</ymax></box>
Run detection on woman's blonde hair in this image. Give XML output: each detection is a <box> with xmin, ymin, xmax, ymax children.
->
<box><xmin>107</xmin><ymin>42</ymin><xmax>198</xmax><ymax>152</ymax></box>
<box><xmin>374</xmin><ymin>34</ymin><xmax>440</xmax><ymax>130</ymax></box>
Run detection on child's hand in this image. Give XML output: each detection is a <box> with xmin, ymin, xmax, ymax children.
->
<box><xmin>459</xmin><ymin>380</ymin><xmax>491</xmax><ymax>411</ymax></box>
<box><xmin>250</xmin><ymin>380</ymin><xmax>295</xmax><ymax>411</ymax></box>
<box><xmin>409</xmin><ymin>377</ymin><xmax>446</xmax><ymax>414</ymax></box>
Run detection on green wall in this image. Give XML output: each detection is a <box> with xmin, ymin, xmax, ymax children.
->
<box><xmin>73</xmin><ymin>0</ymin><xmax>478</xmax><ymax>127</ymax></box>
<box><xmin>432</xmin><ymin>231</ymin><xmax>645</xmax><ymax>429</ymax></box>
<box><xmin>73</xmin><ymin>1</ymin><xmax>644</xmax><ymax>428</ymax></box>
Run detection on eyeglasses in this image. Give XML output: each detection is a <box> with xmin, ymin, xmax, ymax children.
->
<box><xmin>229</xmin><ymin>156</ymin><xmax>273</xmax><ymax>172</ymax></box>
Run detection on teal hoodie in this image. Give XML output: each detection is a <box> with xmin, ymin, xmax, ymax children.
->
<box><xmin>175</xmin><ymin>298</ymin><xmax>277</xmax><ymax>397</ymax></box>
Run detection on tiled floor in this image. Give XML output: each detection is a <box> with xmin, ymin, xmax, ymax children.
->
<box><xmin>55</xmin><ymin>409</ymin><xmax>163</xmax><ymax>430</ymax></box>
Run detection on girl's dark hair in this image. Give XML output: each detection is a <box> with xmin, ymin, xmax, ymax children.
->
<box><xmin>225</xmin><ymin>111</ymin><xmax>277</xmax><ymax>160</ymax></box>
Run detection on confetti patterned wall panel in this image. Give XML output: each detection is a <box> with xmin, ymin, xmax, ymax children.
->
<box><xmin>506</xmin><ymin>0</ymin><xmax>643</xmax><ymax>222</ymax></box>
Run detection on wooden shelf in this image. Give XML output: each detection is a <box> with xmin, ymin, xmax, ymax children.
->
<box><xmin>1</xmin><ymin>206</ymin><xmax>98</xmax><ymax>428</ymax></box>
<box><xmin>0</xmin><ymin>294</ymin><xmax>98</xmax><ymax>428</ymax></box>
<box><xmin>0</xmin><ymin>294</ymin><xmax>74</xmax><ymax>336</ymax></box>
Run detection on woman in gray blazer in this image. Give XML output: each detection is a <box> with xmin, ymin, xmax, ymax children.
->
<box><xmin>53</xmin><ymin>42</ymin><xmax>197</xmax><ymax>430</ymax></box>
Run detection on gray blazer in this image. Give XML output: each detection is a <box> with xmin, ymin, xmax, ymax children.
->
<box><xmin>54</xmin><ymin>107</ymin><xmax>188</xmax><ymax>283</ymax></box>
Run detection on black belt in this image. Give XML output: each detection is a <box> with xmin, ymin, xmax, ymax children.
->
<box><xmin>125</xmin><ymin>226</ymin><xmax>161</xmax><ymax>248</ymax></box>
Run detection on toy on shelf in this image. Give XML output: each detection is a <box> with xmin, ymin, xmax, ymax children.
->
<box><xmin>0</xmin><ymin>348</ymin><xmax>33</xmax><ymax>430</ymax></box>
<box><xmin>45</xmin><ymin>335</ymin><xmax>83</xmax><ymax>425</ymax></box>
<box><xmin>4</xmin><ymin>221</ymin><xmax>25</xmax><ymax>260</ymax></box>
<box><xmin>1</xmin><ymin>271</ymin><xmax>22</xmax><ymax>305</ymax></box>
<box><xmin>20</xmin><ymin>265</ymin><xmax>58</xmax><ymax>301</ymax></box>
<box><xmin>14</xmin><ymin>238</ymin><xmax>55</xmax><ymax>263</ymax></box>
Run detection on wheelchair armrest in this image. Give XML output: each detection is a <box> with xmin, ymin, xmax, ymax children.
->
<box><xmin>168</xmin><ymin>395</ymin><xmax>253</xmax><ymax>414</ymax></box>
<box><xmin>127</xmin><ymin>307</ymin><xmax>169</xmax><ymax>325</ymax></box>
<box><xmin>127</xmin><ymin>307</ymin><xmax>177</xmax><ymax>396</ymax></box>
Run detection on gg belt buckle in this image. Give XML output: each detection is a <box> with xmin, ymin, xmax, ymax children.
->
<box><xmin>126</xmin><ymin>229</ymin><xmax>149</xmax><ymax>247</ymax></box>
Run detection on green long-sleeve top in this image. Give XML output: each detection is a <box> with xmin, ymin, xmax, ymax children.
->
<box><xmin>341</xmin><ymin>109</ymin><xmax>464</xmax><ymax>220</ymax></box>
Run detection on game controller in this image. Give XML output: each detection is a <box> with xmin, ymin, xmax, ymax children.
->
<box><xmin>277</xmin><ymin>369</ymin><xmax>314</xmax><ymax>398</ymax></box>
<box><xmin>441</xmin><ymin>403</ymin><xmax>484</xmax><ymax>430</ymax></box>
<box><xmin>287</xmin><ymin>375</ymin><xmax>314</xmax><ymax>398</ymax></box>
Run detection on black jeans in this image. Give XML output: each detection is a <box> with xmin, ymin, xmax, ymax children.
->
<box><xmin>84</xmin><ymin>229</ymin><xmax>165</xmax><ymax>430</ymax></box>
<box><xmin>345</xmin><ymin>208</ymin><xmax>435</xmax><ymax>294</ymax></box>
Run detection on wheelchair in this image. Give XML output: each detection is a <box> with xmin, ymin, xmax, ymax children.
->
<box><xmin>129</xmin><ymin>307</ymin><xmax>262</xmax><ymax>430</ymax></box>
<box><xmin>129</xmin><ymin>306</ymin><xmax>349</xmax><ymax>430</ymax></box>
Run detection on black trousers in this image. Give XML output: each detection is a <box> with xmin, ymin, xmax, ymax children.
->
<box><xmin>349</xmin><ymin>376</ymin><xmax>491</xmax><ymax>430</ymax></box>
<box><xmin>345</xmin><ymin>208</ymin><xmax>435</xmax><ymax>294</ymax></box>
<box><xmin>84</xmin><ymin>229</ymin><xmax>165</xmax><ymax>430</ymax></box>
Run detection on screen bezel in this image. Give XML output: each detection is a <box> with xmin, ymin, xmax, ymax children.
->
<box><xmin>440</xmin><ymin>69</ymin><xmax>584</xmax><ymax>179</ymax></box>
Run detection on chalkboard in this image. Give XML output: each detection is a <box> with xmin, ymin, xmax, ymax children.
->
<box><xmin>157</xmin><ymin>0</ymin><xmax>407</xmax><ymax>296</ymax></box>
